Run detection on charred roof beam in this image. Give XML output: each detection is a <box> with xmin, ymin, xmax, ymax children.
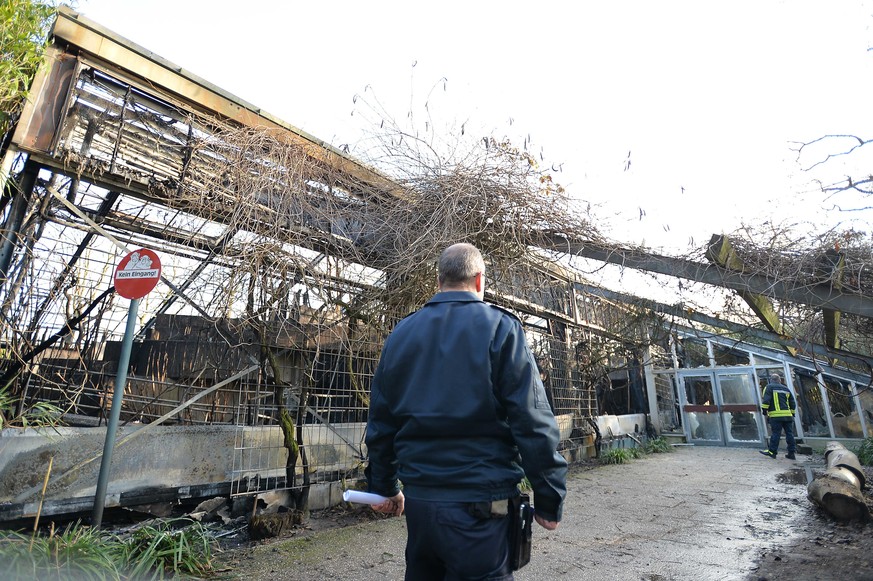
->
<box><xmin>818</xmin><ymin>248</ymin><xmax>845</xmax><ymax>351</ymax></box>
<box><xmin>574</xmin><ymin>282</ymin><xmax>873</xmax><ymax>373</ymax></box>
<box><xmin>540</xmin><ymin>234</ymin><xmax>873</xmax><ymax>319</ymax></box>
<box><xmin>705</xmin><ymin>234</ymin><xmax>795</xmax><ymax>356</ymax></box>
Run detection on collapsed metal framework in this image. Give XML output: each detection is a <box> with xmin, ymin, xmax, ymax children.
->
<box><xmin>1</xmin><ymin>9</ymin><xmax>657</xmax><ymax>503</ymax></box>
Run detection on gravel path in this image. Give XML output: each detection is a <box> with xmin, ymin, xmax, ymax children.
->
<box><xmin>214</xmin><ymin>447</ymin><xmax>873</xmax><ymax>581</ymax></box>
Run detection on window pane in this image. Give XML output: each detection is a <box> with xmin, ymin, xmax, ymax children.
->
<box><xmin>684</xmin><ymin>376</ymin><xmax>714</xmax><ymax>405</ymax></box>
<box><xmin>723</xmin><ymin>411</ymin><xmax>762</xmax><ymax>442</ymax></box>
<box><xmin>752</xmin><ymin>353</ymin><xmax>782</xmax><ymax>365</ymax></box>
<box><xmin>793</xmin><ymin>370</ymin><xmax>829</xmax><ymax>437</ymax></box>
<box><xmin>655</xmin><ymin>373</ymin><xmax>681</xmax><ymax>432</ymax></box>
<box><xmin>712</xmin><ymin>344</ymin><xmax>750</xmax><ymax>366</ymax></box>
<box><xmin>719</xmin><ymin>374</ymin><xmax>755</xmax><ymax>404</ymax></box>
<box><xmin>678</xmin><ymin>339</ymin><xmax>709</xmax><ymax>368</ymax></box>
<box><xmin>688</xmin><ymin>411</ymin><xmax>721</xmax><ymax>440</ymax></box>
<box><xmin>756</xmin><ymin>368</ymin><xmax>783</xmax><ymax>393</ymax></box>
<box><xmin>823</xmin><ymin>376</ymin><xmax>862</xmax><ymax>438</ymax></box>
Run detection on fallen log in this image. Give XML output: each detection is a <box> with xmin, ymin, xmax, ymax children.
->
<box><xmin>823</xmin><ymin>441</ymin><xmax>865</xmax><ymax>487</ymax></box>
<box><xmin>807</xmin><ymin>442</ymin><xmax>870</xmax><ymax>522</ymax></box>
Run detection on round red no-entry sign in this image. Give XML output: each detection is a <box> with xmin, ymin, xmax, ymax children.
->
<box><xmin>114</xmin><ymin>248</ymin><xmax>162</xmax><ymax>299</ymax></box>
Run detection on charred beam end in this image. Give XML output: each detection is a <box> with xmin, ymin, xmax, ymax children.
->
<box><xmin>819</xmin><ymin>249</ymin><xmax>846</xmax><ymax>351</ymax></box>
<box><xmin>540</xmin><ymin>234</ymin><xmax>873</xmax><ymax>319</ymax></box>
<box><xmin>705</xmin><ymin>234</ymin><xmax>794</xmax><ymax>356</ymax></box>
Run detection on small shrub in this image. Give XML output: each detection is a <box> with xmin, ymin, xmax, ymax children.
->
<box><xmin>853</xmin><ymin>437</ymin><xmax>873</xmax><ymax>466</ymax></box>
<box><xmin>0</xmin><ymin>385</ymin><xmax>64</xmax><ymax>429</ymax></box>
<box><xmin>0</xmin><ymin>387</ymin><xmax>15</xmax><ymax>429</ymax></box>
<box><xmin>600</xmin><ymin>448</ymin><xmax>633</xmax><ymax>464</ymax></box>
<box><xmin>0</xmin><ymin>0</ymin><xmax>58</xmax><ymax>140</ymax></box>
<box><xmin>645</xmin><ymin>437</ymin><xmax>674</xmax><ymax>454</ymax></box>
<box><xmin>120</xmin><ymin>518</ymin><xmax>215</xmax><ymax>579</ymax></box>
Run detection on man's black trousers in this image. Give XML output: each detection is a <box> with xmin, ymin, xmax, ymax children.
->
<box><xmin>403</xmin><ymin>498</ymin><xmax>514</xmax><ymax>580</ymax></box>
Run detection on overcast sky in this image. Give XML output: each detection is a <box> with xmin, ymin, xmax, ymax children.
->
<box><xmin>76</xmin><ymin>0</ymin><xmax>873</xmax><ymax>259</ymax></box>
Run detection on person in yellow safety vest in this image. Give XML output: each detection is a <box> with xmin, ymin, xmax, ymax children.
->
<box><xmin>759</xmin><ymin>373</ymin><xmax>797</xmax><ymax>460</ymax></box>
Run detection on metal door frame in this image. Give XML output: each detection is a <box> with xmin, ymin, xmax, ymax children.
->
<box><xmin>679</xmin><ymin>368</ymin><xmax>766</xmax><ymax>447</ymax></box>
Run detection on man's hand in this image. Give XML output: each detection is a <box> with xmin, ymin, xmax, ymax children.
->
<box><xmin>372</xmin><ymin>491</ymin><xmax>405</xmax><ymax>517</ymax></box>
<box><xmin>534</xmin><ymin>514</ymin><xmax>559</xmax><ymax>530</ymax></box>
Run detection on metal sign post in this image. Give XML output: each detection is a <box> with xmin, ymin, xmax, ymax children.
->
<box><xmin>92</xmin><ymin>249</ymin><xmax>161</xmax><ymax>527</ymax></box>
<box><xmin>91</xmin><ymin>298</ymin><xmax>139</xmax><ymax>527</ymax></box>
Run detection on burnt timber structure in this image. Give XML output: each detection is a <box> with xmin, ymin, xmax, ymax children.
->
<box><xmin>1</xmin><ymin>9</ymin><xmax>871</xmax><ymax>522</ymax></box>
<box><xmin>0</xmin><ymin>9</ymin><xmax>618</xmax><ymax>521</ymax></box>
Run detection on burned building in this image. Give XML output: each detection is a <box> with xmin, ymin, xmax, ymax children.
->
<box><xmin>1</xmin><ymin>8</ymin><xmax>871</xmax><ymax>524</ymax></box>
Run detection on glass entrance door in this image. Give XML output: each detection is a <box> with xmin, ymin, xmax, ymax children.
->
<box><xmin>680</xmin><ymin>370</ymin><xmax>765</xmax><ymax>447</ymax></box>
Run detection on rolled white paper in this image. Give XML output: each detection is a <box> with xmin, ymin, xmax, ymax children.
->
<box><xmin>343</xmin><ymin>490</ymin><xmax>389</xmax><ymax>505</ymax></box>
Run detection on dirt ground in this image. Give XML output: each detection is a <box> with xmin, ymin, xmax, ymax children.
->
<box><xmin>754</xmin><ymin>511</ymin><xmax>873</xmax><ymax>581</ymax></box>
<box><xmin>753</xmin><ymin>464</ymin><xmax>873</xmax><ymax>581</ymax></box>
<box><xmin>212</xmin><ymin>449</ymin><xmax>873</xmax><ymax>581</ymax></box>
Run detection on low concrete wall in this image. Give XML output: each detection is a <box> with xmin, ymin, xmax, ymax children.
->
<box><xmin>0</xmin><ymin>413</ymin><xmax>632</xmax><ymax>521</ymax></box>
<box><xmin>596</xmin><ymin>413</ymin><xmax>647</xmax><ymax>439</ymax></box>
<box><xmin>0</xmin><ymin>423</ymin><xmax>364</xmax><ymax>521</ymax></box>
<box><xmin>0</xmin><ymin>425</ymin><xmax>230</xmax><ymax>520</ymax></box>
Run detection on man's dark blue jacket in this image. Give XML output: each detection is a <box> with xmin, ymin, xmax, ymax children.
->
<box><xmin>365</xmin><ymin>290</ymin><xmax>568</xmax><ymax>522</ymax></box>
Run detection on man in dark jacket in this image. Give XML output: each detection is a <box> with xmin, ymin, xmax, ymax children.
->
<box><xmin>365</xmin><ymin>243</ymin><xmax>568</xmax><ymax>580</ymax></box>
<box><xmin>759</xmin><ymin>373</ymin><xmax>797</xmax><ymax>460</ymax></box>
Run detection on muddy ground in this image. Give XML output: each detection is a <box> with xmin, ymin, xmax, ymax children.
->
<box><xmin>212</xmin><ymin>448</ymin><xmax>873</xmax><ymax>581</ymax></box>
<box><xmin>754</xmin><ymin>464</ymin><xmax>873</xmax><ymax>581</ymax></box>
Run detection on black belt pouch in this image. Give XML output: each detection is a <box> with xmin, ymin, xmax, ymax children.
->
<box><xmin>508</xmin><ymin>494</ymin><xmax>533</xmax><ymax>570</ymax></box>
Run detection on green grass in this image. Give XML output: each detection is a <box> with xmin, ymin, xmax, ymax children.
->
<box><xmin>0</xmin><ymin>519</ymin><xmax>216</xmax><ymax>580</ymax></box>
<box><xmin>120</xmin><ymin>519</ymin><xmax>215</xmax><ymax>580</ymax></box>
<box><xmin>0</xmin><ymin>523</ymin><xmax>121</xmax><ymax>581</ymax></box>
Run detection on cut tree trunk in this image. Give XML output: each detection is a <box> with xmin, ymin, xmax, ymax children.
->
<box><xmin>807</xmin><ymin>442</ymin><xmax>869</xmax><ymax>522</ymax></box>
